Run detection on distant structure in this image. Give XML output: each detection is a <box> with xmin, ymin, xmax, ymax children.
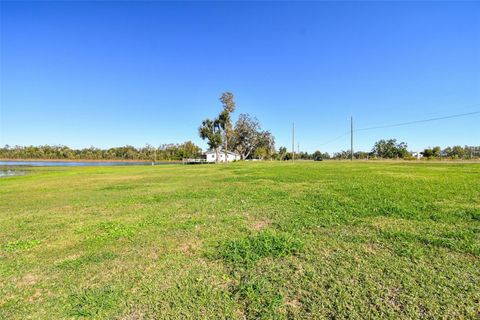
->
<box><xmin>465</xmin><ymin>146</ymin><xmax>480</xmax><ymax>158</ymax></box>
<box><xmin>411</xmin><ymin>151</ymin><xmax>423</xmax><ymax>160</ymax></box>
<box><xmin>204</xmin><ymin>149</ymin><xmax>241</xmax><ymax>163</ymax></box>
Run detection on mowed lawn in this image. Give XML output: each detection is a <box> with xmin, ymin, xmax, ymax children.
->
<box><xmin>0</xmin><ymin>162</ymin><xmax>479</xmax><ymax>319</ymax></box>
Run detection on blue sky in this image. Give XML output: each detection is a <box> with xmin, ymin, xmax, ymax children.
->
<box><xmin>1</xmin><ymin>1</ymin><xmax>479</xmax><ymax>153</ymax></box>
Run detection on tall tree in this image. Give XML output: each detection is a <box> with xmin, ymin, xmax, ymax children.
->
<box><xmin>218</xmin><ymin>92</ymin><xmax>236</xmax><ymax>163</ymax></box>
<box><xmin>199</xmin><ymin>118</ymin><xmax>222</xmax><ymax>163</ymax></box>
<box><xmin>232</xmin><ymin>114</ymin><xmax>275</xmax><ymax>159</ymax></box>
<box><xmin>278</xmin><ymin>146</ymin><xmax>288</xmax><ymax>160</ymax></box>
<box><xmin>232</xmin><ymin>114</ymin><xmax>260</xmax><ymax>159</ymax></box>
<box><xmin>256</xmin><ymin>130</ymin><xmax>275</xmax><ymax>159</ymax></box>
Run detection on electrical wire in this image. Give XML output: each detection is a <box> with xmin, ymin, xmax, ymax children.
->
<box><xmin>313</xmin><ymin>108</ymin><xmax>480</xmax><ymax>150</ymax></box>
<box><xmin>316</xmin><ymin>132</ymin><xmax>350</xmax><ymax>146</ymax></box>
<box><xmin>355</xmin><ymin>110</ymin><xmax>480</xmax><ymax>132</ymax></box>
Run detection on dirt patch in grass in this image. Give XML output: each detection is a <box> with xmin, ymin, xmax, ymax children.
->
<box><xmin>179</xmin><ymin>239</ymin><xmax>202</xmax><ymax>255</ymax></box>
<box><xmin>28</xmin><ymin>288</ymin><xmax>50</xmax><ymax>303</ymax></box>
<box><xmin>18</xmin><ymin>273</ymin><xmax>38</xmax><ymax>286</ymax></box>
<box><xmin>249</xmin><ymin>219</ymin><xmax>270</xmax><ymax>231</ymax></box>
<box><xmin>363</xmin><ymin>243</ymin><xmax>382</xmax><ymax>254</ymax></box>
<box><xmin>385</xmin><ymin>287</ymin><xmax>403</xmax><ymax>312</ymax></box>
<box><xmin>284</xmin><ymin>298</ymin><xmax>302</xmax><ymax>311</ymax></box>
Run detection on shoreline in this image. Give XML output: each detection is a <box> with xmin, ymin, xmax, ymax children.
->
<box><xmin>0</xmin><ymin>159</ymin><xmax>180</xmax><ymax>163</ymax></box>
<box><xmin>0</xmin><ymin>158</ymin><xmax>478</xmax><ymax>164</ymax></box>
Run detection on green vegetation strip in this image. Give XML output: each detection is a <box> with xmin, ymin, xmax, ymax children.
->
<box><xmin>0</xmin><ymin>162</ymin><xmax>479</xmax><ymax>319</ymax></box>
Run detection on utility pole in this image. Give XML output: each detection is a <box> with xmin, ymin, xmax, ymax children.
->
<box><xmin>292</xmin><ymin>122</ymin><xmax>295</xmax><ymax>163</ymax></box>
<box><xmin>350</xmin><ymin>116</ymin><xmax>354</xmax><ymax>161</ymax></box>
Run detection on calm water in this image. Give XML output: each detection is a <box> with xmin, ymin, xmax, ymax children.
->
<box><xmin>0</xmin><ymin>160</ymin><xmax>175</xmax><ymax>167</ymax></box>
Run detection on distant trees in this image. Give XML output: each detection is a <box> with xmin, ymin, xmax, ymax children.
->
<box><xmin>311</xmin><ymin>150</ymin><xmax>331</xmax><ymax>161</ymax></box>
<box><xmin>350</xmin><ymin>141</ymin><xmax>478</xmax><ymax>160</ymax></box>
<box><xmin>354</xmin><ymin>151</ymin><xmax>370</xmax><ymax>160</ymax></box>
<box><xmin>232</xmin><ymin>114</ymin><xmax>275</xmax><ymax>160</ymax></box>
<box><xmin>5</xmin><ymin>141</ymin><xmax>476</xmax><ymax>162</ymax></box>
<box><xmin>420</xmin><ymin>145</ymin><xmax>477</xmax><ymax>159</ymax></box>
<box><xmin>175</xmin><ymin>141</ymin><xmax>202</xmax><ymax>159</ymax></box>
<box><xmin>278</xmin><ymin>146</ymin><xmax>288</xmax><ymax>160</ymax></box>
<box><xmin>0</xmin><ymin>142</ymin><xmax>202</xmax><ymax>161</ymax></box>
<box><xmin>371</xmin><ymin>139</ymin><xmax>409</xmax><ymax>159</ymax></box>
<box><xmin>444</xmin><ymin>145</ymin><xmax>466</xmax><ymax>158</ymax></box>
<box><xmin>271</xmin><ymin>141</ymin><xmax>478</xmax><ymax>162</ymax></box>
<box><xmin>294</xmin><ymin>150</ymin><xmax>330</xmax><ymax>160</ymax></box>
<box><xmin>312</xmin><ymin>151</ymin><xmax>323</xmax><ymax>161</ymax></box>
<box><xmin>333</xmin><ymin>150</ymin><xmax>352</xmax><ymax>160</ymax></box>
<box><xmin>198</xmin><ymin>93</ymin><xmax>276</xmax><ymax>161</ymax></box>
<box><xmin>275</xmin><ymin>148</ymin><xmax>330</xmax><ymax>161</ymax></box>
<box><xmin>332</xmin><ymin>150</ymin><xmax>368</xmax><ymax>160</ymax></box>
<box><xmin>421</xmin><ymin>146</ymin><xmax>441</xmax><ymax>158</ymax></box>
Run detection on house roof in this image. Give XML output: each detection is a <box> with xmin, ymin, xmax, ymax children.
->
<box><xmin>204</xmin><ymin>149</ymin><xmax>240</xmax><ymax>156</ymax></box>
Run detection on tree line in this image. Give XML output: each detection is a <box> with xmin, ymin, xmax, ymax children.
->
<box><xmin>275</xmin><ymin>147</ymin><xmax>331</xmax><ymax>161</ymax></box>
<box><xmin>420</xmin><ymin>145</ymin><xmax>479</xmax><ymax>159</ymax></box>
<box><xmin>328</xmin><ymin>139</ymin><xmax>479</xmax><ymax>160</ymax></box>
<box><xmin>0</xmin><ymin>141</ymin><xmax>202</xmax><ymax>161</ymax></box>
<box><xmin>2</xmin><ymin>140</ymin><xmax>477</xmax><ymax>161</ymax></box>
<box><xmin>3</xmin><ymin>88</ymin><xmax>477</xmax><ymax>163</ymax></box>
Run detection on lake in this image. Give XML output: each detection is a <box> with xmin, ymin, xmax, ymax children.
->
<box><xmin>0</xmin><ymin>160</ymin><xmax>176</xmax><ymax>167</ymax></box>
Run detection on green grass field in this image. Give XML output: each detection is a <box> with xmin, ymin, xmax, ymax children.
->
<box><xmin>1</xmin><ymin>162</ymin><xmax>479</xmax><ymax>319</ymax></box>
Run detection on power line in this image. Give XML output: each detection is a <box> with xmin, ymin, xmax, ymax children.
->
<box><xmin>314</xmin><ymin>109</ymin><xmax>479</xmax><ymax>151</ymax></box>
<box><xmin>317</xmin><ymin>132</ymin><xmax>350</xmax><ymax>147</ymax></box>
<box><xmin>355</xmin><ymin>110</ymin><xmax>480</xmax><ymax>132</ymax></box>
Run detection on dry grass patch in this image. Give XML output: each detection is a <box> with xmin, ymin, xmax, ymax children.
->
<box><xmin>249</xmin><ymin>219</ymin><xmax>270</xmax><ymax>231</ymax></box>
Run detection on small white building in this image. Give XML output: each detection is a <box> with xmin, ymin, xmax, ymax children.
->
<box><xmin>411</xmin><ymin>151</ymin><xmax>423</xmax><ymax>160</ymax></box>
<box><xmin>204</xmin><ymin>150</ymin><xmax>241</xmax><ymax>163</ymax></box>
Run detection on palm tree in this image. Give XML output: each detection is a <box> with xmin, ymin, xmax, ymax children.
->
<box><xmin>218</xmin><ymin>92</ymin><xmax>236</xmax><ymax>163</ymax></box>
<box><xmin>199</xmin><ymin>118</ymin><xmax>222</xmax><ymax>163</ymax></box>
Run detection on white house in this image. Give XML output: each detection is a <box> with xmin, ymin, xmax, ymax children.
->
<box><xmin>204</xmin><ymin>150</ymin><xmax>241</xmax><ymax>163</ymax></box>
<box><xmin>411</xmin><ymin>151</ymin><xmax>423</xmax><ymax>160</ymax></box>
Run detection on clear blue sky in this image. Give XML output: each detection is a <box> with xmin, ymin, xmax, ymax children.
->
<box><xmin>1</xmin><ymin>1</ymin><xmax>479</xmax><ymax>153</ymax></box>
